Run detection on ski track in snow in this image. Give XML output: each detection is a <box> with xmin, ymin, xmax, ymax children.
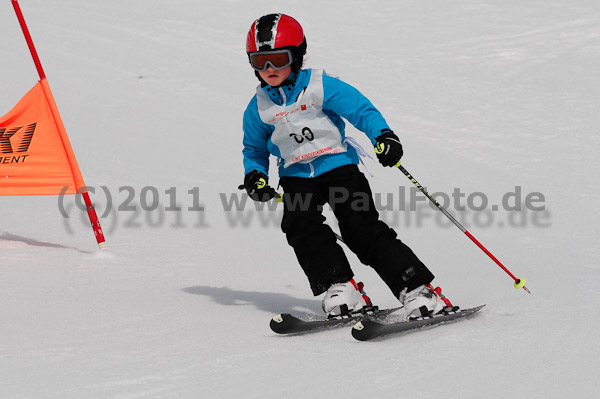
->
<box><xmin>1</xmin><ymin>0</ymin><xmax>599</xmax><ymax>398</ymax></box>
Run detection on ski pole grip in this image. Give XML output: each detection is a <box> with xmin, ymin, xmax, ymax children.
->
<box><xmin>238</xmin><ymin>184</ymin><xmax>283</xmax><ymax>203</ymax></box>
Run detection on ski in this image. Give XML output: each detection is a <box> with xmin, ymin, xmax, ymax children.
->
<box><xmin>270</xmin><ymin>306</ymin><xmax>402</xmax><ymax>335</ymax></box>
<box><xmin>351</xmin><ymin>304</ymin><xmax>486</xmax><ymax>341</ymax></box>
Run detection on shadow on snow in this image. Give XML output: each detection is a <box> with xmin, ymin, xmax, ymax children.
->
<box><xmin>0</xmin><ymin>232</ymin><xmax>93</xmax><ymax>253</ymax></box>
<box><xmin>182</xmin><ymin>285</ymin><xmax>323</xmax><ymax>319</ymax></box>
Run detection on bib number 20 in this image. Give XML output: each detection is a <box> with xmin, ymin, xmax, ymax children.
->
<box><xmin>289</xmin><ymin>127</ymin><xmax>314</xmax><ymax>144</ymax></box>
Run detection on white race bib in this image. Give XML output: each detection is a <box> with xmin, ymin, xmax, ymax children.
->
<box><xmin>256</xmin><ymin>69</ymin><xmax>347</xmax><ymax>168</ymax></box>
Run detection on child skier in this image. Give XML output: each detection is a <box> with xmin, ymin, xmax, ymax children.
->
<box><xmin>241</xmin><ymin>13</ymin><xmax>453</xmax><ymax>319</ymax></box>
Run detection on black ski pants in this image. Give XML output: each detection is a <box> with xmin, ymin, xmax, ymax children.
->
<box><xmin>279</xmin><ymin>164</ymin><xmax>434</xmax><ymax>297</ymax></box>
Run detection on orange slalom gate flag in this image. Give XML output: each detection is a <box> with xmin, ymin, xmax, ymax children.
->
<box><xmin>0</xmin><ymin>78</ymin><xmax>86</xmax><ymax>195</ymax></box>
<box><xmin>5</xmin><ymin>0</ymin><xmax>106</xmax><ymax>249</ymax></box>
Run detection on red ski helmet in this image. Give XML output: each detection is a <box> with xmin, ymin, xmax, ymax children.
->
<box><xmin>246</xmin><ymin>14</ymin><xmax>307</xmax><ymax>73</ymax></box>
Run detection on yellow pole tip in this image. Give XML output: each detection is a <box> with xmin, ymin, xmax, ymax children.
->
<box><xmin>514</xmin><ymin>278</ymin><xmax>526</xmax><ymax>289</ymax></box>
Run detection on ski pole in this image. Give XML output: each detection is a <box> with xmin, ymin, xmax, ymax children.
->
<box><xmin>396</xmin><ymin>163</ymin><xmax>530</xmax><ymax>293</ymax></box>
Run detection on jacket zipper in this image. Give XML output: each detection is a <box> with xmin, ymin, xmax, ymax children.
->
<box><xmin>278</xmin><ymin>87</ymin><xmax>287</xmax><ymax>106</ymax></box>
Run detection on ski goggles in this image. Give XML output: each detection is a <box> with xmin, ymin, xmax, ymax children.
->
<box><xmin>248</xmin><ymin>49</ymin><xmax>293</xmax><ymax>71</ymax></box>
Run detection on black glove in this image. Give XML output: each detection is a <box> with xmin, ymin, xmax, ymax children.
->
<box><xmin>240</xmin><ymin>170</ymin><xmax>276</xmax><ymax>202</ymax></box>
<box><xmin>374</xmin><ymin>130</ymin><xmax>403</xmax><ymax>167</ymax></box>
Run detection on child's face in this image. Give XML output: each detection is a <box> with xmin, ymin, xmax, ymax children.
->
<box><xmin>258</xmin><ymin>65</ymin><xmax>292</xmax><ymax>87</ymax></box>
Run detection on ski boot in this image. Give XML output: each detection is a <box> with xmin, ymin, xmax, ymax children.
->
<box><xmin>322</xmin><ymin>278</ymin><xmax>373</xmax><ymax>317</ymax></box>
<box><xmin>399</xmin><ymin>284</ymin><xmax>454</xmax><ymax>319</ymax></box>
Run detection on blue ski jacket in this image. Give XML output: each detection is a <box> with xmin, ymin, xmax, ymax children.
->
<box><xmin>242</xmin><ymin>68</ymin><xmax>391</xmax><ymax>179</ymax></box>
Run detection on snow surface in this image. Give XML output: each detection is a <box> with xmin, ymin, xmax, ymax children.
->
<box><xmin>1</xmin><ymin>0</ymin><xmax>599</xmax><ymax>398</ymax></box>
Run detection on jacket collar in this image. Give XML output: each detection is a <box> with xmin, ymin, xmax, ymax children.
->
<box><xmin>260</xmin><ymin>70</ymin><xmax>309</xmax><ymax>105</ymax></box>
